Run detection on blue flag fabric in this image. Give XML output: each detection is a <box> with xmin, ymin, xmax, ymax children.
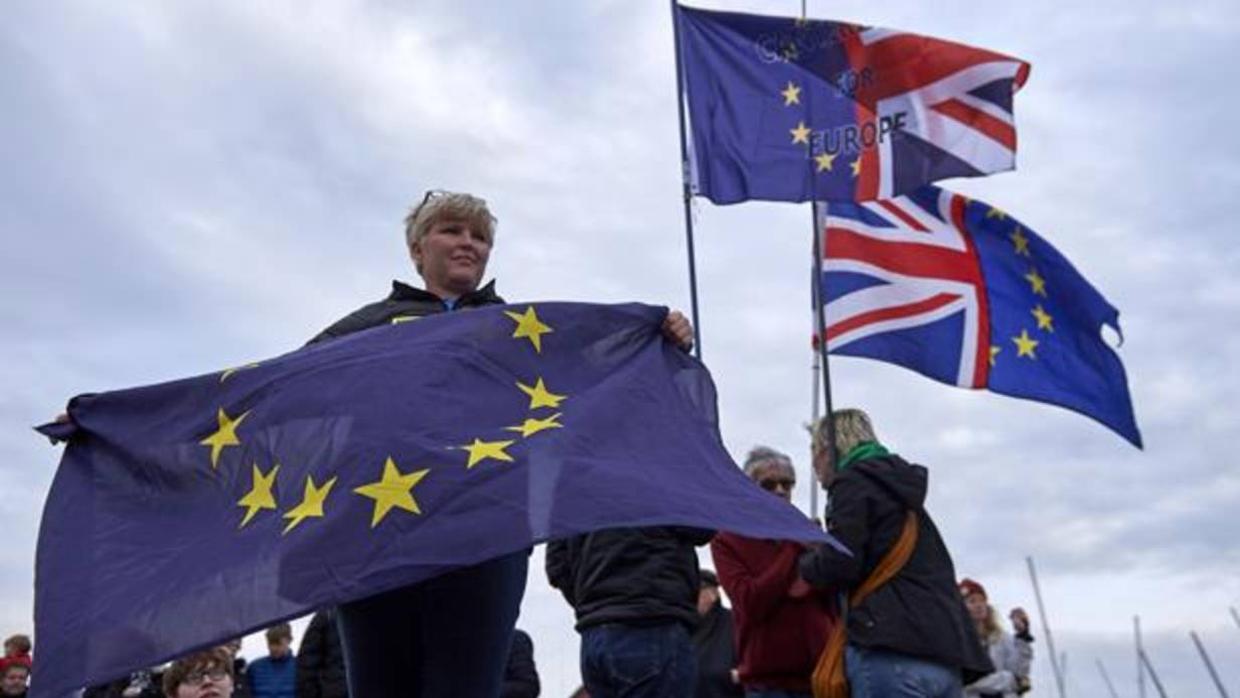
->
<box><xmin>820</xmin><ymin>187</ymin><xmax>1142</xmax><ymax>447</ymax></box>
<box><xmin>33</xmin><ymin>302</ymin><xmax>834</xmax><ymax>697</ymax></box>
<box><xmin>675</xmin><ymin>5</ymin><xmax>1030</xmax><ymax>204</ymax></box>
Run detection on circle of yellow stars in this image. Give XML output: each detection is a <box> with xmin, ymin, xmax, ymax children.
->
<box><xmin>199</xmin><ymin>305</ymin><xmax>571</xmax><ymax>536</ymax></box>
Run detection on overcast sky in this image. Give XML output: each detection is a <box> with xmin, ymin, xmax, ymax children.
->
<box><xmin>3</xmin><ymin>1</ymin><xmax>1238</xmax><ymax>695</ymax></box>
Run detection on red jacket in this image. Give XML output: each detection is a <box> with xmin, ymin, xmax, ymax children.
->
<box><xmin>711</xmin><ymin>532</ymin><xmax>836</xmax><ymax>691</ymax></box>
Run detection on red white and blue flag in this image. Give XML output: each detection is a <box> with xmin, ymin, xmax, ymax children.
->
<box><xmin>676</xmin><ymin>5</ymin><xmax>1031</xmax><ymax>203</ymax></box>
<box><xmin>819</xmin><ymin>187</ymin><xmax>1142</xmax><ymax>447</ymax></box>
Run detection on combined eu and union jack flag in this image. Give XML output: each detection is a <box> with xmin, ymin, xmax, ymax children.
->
<box><xmin>818</xmin><ymin>187</ymin><xmax>1142</xmax><ymax>447</ymax></box>
<box><xmin>675</xmin><ymin>4</ymin><xmax>1031</xmax><ymax>204</ymax></box>
<box><xmin>33</xmin><ymin>303</ymin><xmax>833</xmax><ymax>698</ymax></box>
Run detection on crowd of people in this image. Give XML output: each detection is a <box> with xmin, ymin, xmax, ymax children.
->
<box><xmin>29</xmin><ymin>191</ymin><xmax>1034</xmax><ymax>697</ymax></box>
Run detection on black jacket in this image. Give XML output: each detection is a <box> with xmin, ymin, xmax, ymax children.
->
<box><xmin>308</xmin><ymin>280</ymin><xmax>504</xmax><ymax>344</ymax></box>
<box><xmin>546</xmin><ymin>527</ymin><xmax>714</xmax><ymax>631</ymax></box>
<box><xmin>500</xmin><ymin>629</ymin><xmax>540</xmax><ymax>698</ymax></box>
<box><xmin>692</xmin><ymin>602</ymin><xmax>744</xmax><ymax>698</ymax></box>
<box><xmin>798</xmin><ymin>455</ymin><xmax>992</xmax><ymax>681</ymax></box>
<box><xmin>295</xmin><ymin>609</ymin><xmax>348</xmax><ymax>698</ymax></box>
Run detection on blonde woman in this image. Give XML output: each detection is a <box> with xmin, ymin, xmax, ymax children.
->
<box><xmin>797</xmin><ymin>409</ymin><xmax>992</xmax><ymax>698</ymax></box>
<box><xmin>959</xmin><ymin>579</ymin><xmax>1033</xmax><ymax>697</ymax></box>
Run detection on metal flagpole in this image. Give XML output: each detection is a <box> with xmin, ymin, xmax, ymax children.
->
<box><xmin>812</xmin><ymin>203</ymin><xmax>837</xmax><ymax>489</ymax></box>
<box><xmin>810</xmin><ymin>334</ymin><xmax>821</xmax><ymax>517</ymax></box>
<box><xmin>669</xmin><ymin>0</ymin><xmax>703</xmax><ymax>359</ymax></box>
<box><xmin>1230</xmin><ymin>606</ymin><xmax>1240</xmax><ymax>633</ymax></box>
<box><xmin>1136</xmin><ymin>615</ymin><xmax>1147</xmax><ymax>698</ymax></box>
<box><xmin>1138</xmin><ymin>649</ymin><xmax>1169</xmax><ymax>698</ymax></box>
<box><xmin>1096</xmin><ymin>659</ymin><xmax>1121</xmax><ymax>698</ymax></box>
<box><xmin>1026</xmin><ymin>557</ymin><xmax>1067</xmax><ymax>698</ymax></box>
<box><xmin>1189</xmin><ymin>631</ymin><xmax>1231</xmax><ymax>698</ymax></box>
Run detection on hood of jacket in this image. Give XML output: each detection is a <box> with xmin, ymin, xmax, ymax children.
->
<box><xmin>849</xmin><ymin>454</ymin><xmax>927</xmax><ymax>510</ymax></box>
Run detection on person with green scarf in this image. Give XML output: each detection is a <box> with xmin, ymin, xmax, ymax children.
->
<box><xmin>798</xmin><ymin>409</ymin><xmax>992</xmax><ymax>698</ymax></box>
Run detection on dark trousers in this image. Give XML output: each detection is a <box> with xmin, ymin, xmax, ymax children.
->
<box><xmin>336</xmin><ymin>551</ymin><xmax>529</xmax><ymax>698</ymax></box>
<box><xmin>581</xmin><ymin>622</ymin><xmax>696</xmax><ymax>698</ymax></box>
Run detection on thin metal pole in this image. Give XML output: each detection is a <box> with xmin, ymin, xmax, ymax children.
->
<box><xmin>810</xmin><ymin>340</ymin><xmax>821</xmax><ymax>517</ymax></box>
<box><xmin>1230</xmin><ymin>606</ymin><xmax>1240</xmax><ymax>633</ymax></box>
<box><xmin>1096</xmin><ymin>659</ymin><xmax>1121</xmax><ymax>698</ymax></box>
<box><xmin>669</xmin><ymin>0</ymin><xmax>703</xmax><ymax>359</ymax></box>
<box><xmin>1138</xmin><ymin>649</ymin><xmax>1169</xmax><ymax>698</ymax></box>
<box><xmin>1027</xmin><ymin>557</ymin><xmax>1067</xmax><ymax>698</ymax></box>
<box><xmin>1137</xmin><ymin>616</ymin><xmax>1147</xmax><ymax>698</ymax></box>
<box><xmin>1190</xmin><ymin>631</ymin><xmax>1230</xmax><ymax>698</ymax></box>
<box><xmin>812</xmin><ymin>203</ymin><xmax>837</xmax><ymax>472</ymax></box>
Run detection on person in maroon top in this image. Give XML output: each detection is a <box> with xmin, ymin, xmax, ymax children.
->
<box><xmin>710</xmin><ymin>446</ymin><xmax>837</xmax><ymax>698</ymax></box>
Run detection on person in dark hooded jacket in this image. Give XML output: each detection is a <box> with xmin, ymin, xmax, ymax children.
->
<box><xmin>798</xmin><ymin>408</ymin><xmax>992</xmax><ymax>698</ymax></box>
<box><xmin>296</xmin><ymin>609</ymin><xmax>347</xmax><ymax>698</ymax></box>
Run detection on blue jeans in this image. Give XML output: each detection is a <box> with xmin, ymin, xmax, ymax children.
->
<box><xmin>336</xmin><ymin>551</ymin><xmax>529</xmax><ymax>698</ymax></box>
<box><xmin>845</xmin><ymin>644</ymin><xmax>962</xmax><ymax>698</ymax></box>
<box><xmin>581</xmin><ymin>622</ymin><xmax>696</xmax><ymax>698</ymax></box>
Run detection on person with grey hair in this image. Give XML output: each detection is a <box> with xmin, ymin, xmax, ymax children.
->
<box><xmin>710</xmin><ymin>446</ymin><xmax>836</xmax><ymax>697</ymax></box>
<box><xmin>308</xmin><ymin>190</ymin><xmax>696</xmax><ymax>697</ymax></box>
<box><xmin>797</xmin><ymin>409</ymin><xmax>991</xmax><ymax>698</ymax></box>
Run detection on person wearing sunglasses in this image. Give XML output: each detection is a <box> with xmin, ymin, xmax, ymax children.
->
<box><xmin>161</xmin><ymin>649</ymin><xmax>234</xmax><ymax>698</ymax></box>
<box><xmin>308</xmin><ymin>190</ymin><xmax>695</xmax><ymax>698</ymax></box>
<box><xmin>709</xmin><ymin>446</ymin><xmax>837</xmax><ymax>698</ymax></box>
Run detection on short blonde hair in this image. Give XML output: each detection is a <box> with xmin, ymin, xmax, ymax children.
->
<box><xmin>811</xmin><ymin>408</ymin><xmax>877</xmax><ymax>459</ymax></box>
<box><xmin>404</xmin><ymin>191</ymin><xmax>497</xmax><ymax>257</ymax></box>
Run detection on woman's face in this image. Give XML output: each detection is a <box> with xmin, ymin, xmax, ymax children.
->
<box><xmin>964</xmin><ymin>592</ymin><xmax>990</xmax><ymax>622</ymax></box>
<box><xmin>174</xmin><ymin>665</ymin><xmax>233</xmax><ymax>698</ymax></box>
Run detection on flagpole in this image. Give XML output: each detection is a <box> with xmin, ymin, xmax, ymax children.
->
<box><xmin>669</xmin><ymin>0</ymin><xmax>703</xmax><ymax>359</ymax></box>
<box><xmin>1096</xmin><ymin>659</ymin><xmax>1121</xmax><ymax>698</ymax></box>
<box><xmin>1189</xmin><ymin>631</ymin><xmax>1231</xmax><ymax>698</ymax></box>
<box><xmin>1026</xmin><ymin>556</ymin><xmax>1067</xmax><ymax>698</ymax></box>
<box><xmin>1136</xmin><ymin>615</ymin><xmax>1147</xmax><ymax>698</ymax></box>
<box><xmin>812</xmin><ymin>202</ymin><xmax>837</xmax><ymax>488</ymax></box>
<box><xmin>1138</xmin><ymin>649</ymin><xmax>1169</xmax><ymax>698</ymax></box>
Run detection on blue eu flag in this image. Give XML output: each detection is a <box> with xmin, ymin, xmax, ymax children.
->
<box><xmin>820</xmin><ymin>187</ymin><xmax>1141</xmax><ymax>447</ymax></box>
<box><xmin>34</xmin><ymin>303</ymin><xmax>834</xmax><ymax>697</ymax></box>
<box><xmin>675</xmin><ymin>5</ymin><xmax>1030</xmax><ymax>203</ymax></box>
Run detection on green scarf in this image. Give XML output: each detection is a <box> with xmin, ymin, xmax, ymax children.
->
<box><xmin>836</xmin><ymin>440</ymin><xmax>890</xmax><ymax>472</ymax></box>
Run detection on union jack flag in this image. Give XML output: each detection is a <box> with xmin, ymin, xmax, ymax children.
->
<box><xmin>819</xmin><ymin>186</ymin><xmax>1143</xmax><ymax>447</ymax></box>
<box><xmin>676</xmin><ymin>5</ymin><xmax>1031</xmax><ymax>203</ymax></box>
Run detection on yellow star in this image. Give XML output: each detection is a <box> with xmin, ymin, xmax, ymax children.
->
<box><xmin>814</xmin><ymin>151</ymin><xmax>837</xmax><ymax>172</ymax></box>
<box><xmin>237</xmin><ymin>463</ymin><xmax>280</xmax><ymax>528</ymax></box>
<box><xmin>504</xmin><ymin>306</ymin><xmax>554</xmax><ymax>353</ymax></box>
<box><xmin>353</xmin><ymin>457</ymin><xmax>430</xmax><ymax>528</ymax></box>
<box><xmin>780</xmin><ymin>81</ymin><xmax>802</xmax><ymax>106</ymax></box>
<box><xmin>457</xmin><ymin>438</ymin><xmax>516</xmax><ymax>469</ymax></box>
<box><xmin>1024</xmin><ymin>268</ymin><xmax>1048</xmax><ymax>297</ymax></box>
<box><xmin>1010</xmin><ymin>227</ymin><xmax>1031</xmax><ymax>257</ymax></box>
<box><xmin>517</xmin><ymin>378</ymin><xmax>567</xmax><ymax>410</ymax></box>
<box><xmin>986</xmin><ymin>207</ymin><xmax>1007</xmax><ymax>220</ymax></box>
<box><xmin>850</xmin><ymin>158</ymin><xmax>862</xmax><ymax>177</ymax></box>
<box><xmin>989</xmin><ymin>345</ymin><xmax>1001</xmax><ymax>366</ymax></box>
<box><xmin>282</xmin><ymin>475</ymin><xmax>338</xmax><ymax>535</ymax></box>
<box><xmin>506</xmin><ymin>413</ymin><xmax>564</xmax><ymax>438</ymax></box>
<box><xmin>789</xmin><ymin>121</ymin><xmax>811</xmax><ymax>145</ymax></box>
<box><xmin>1012</xmin><ymin>330</ymin><xmax>1039</xmax><ymax>359</ymax></box>
<box><xmin>1031</xmin><ymin>305</ymin><xmax>1055</xmax><ymax>332</ymax></box>
<box><xmin>781</xmin><ymin>43</ymin><xmax>799</xmax><ymax>61</ymax></box>
<box><xmin>220</xmin><ymin>363</ymin><xmax>260</xmax><ymax>383</ymax></box>
<box><xmin>200</xmin><ymin>407</ymin><xmax>250</xmax><ymax>469</ymax></box>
